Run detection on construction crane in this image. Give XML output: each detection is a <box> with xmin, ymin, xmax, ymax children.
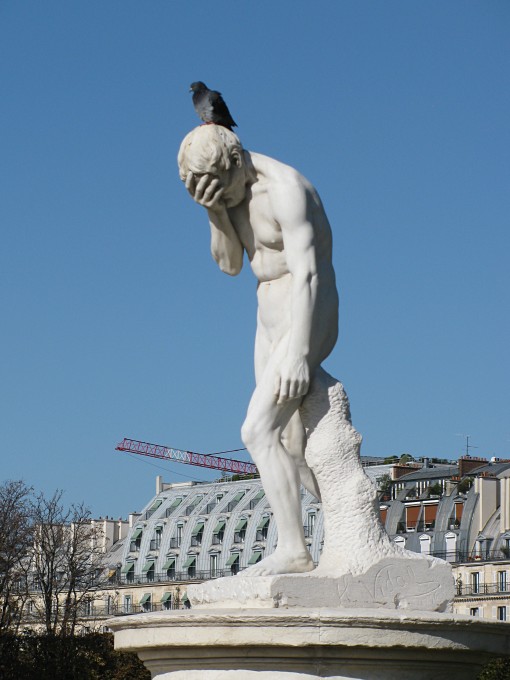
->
<box><xmin>116</xmin><ymin>437</ymin><xmax>258</xmax><ymax>476</ymax></box>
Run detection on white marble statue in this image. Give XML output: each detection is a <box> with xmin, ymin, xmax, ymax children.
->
<box><xmin>177</xmin><ymin>126</ymin><xmax>453</xmax><ymax>604</ymax></box>
<box><xmin>178</xmin><ymin>125</ymin><xmax>339</xmax><ymax>576</ymax></box>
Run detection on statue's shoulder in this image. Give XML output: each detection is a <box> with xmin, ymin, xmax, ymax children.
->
<box><xmin>250</xmin><ymin>152</ymin><xmax>310</xmax><ymax>190</ymax></box>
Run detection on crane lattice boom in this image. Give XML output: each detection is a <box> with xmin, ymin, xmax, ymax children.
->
<box><xmin>116</xmin><ymin>438</ymin><xmax>258</xmax><ymax>475</ymax></box>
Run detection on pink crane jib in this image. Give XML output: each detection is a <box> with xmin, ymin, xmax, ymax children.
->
<box><xmin>116</xmin><ymin>437</ymin><xmax>258</xmax><ymax>475</ymax></box>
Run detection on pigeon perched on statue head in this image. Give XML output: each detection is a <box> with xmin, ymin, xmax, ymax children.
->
<box><xmin>190</xmin><ymin>81</ymin><xmax>237</xmax><ymax>131</ymax></box>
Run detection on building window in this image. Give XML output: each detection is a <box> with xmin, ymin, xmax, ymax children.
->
<box><xmin>140</xmin><ymin>594</ymin><xmax>151</xmax><ymax>612</ymax></box>
<box><xmin>121</xmin><ymin>561</ymin><xmax>135</xmax><ymax>583</ymax></box>
<box><xmin>171</xmin><ymin>524</ymin><xmax>183</xmax><ymax>549</ymax></box>
<box><xmin>142</xmin><ymin>560</ymin><xmax>155</xmax><ymax>582</ymax></box>
<box><xmin>124</xmin><ymin>595</ymin><xmax>132</xmax><ymax>614</ymax></box>
<box><xmin>498</xmin><ymin>571</ymin><xmax>507</xmax><ymax>592</ymax></box>
<box><xmin>234</xmin><ymin>518</ymin><xmax>247</xmax><ymax>543</ymax></box>
<box><xmin>256</xmin><ymin>516</ymin><xmax>270</xmax><ymax>541</ymax></box>
<box><xmin>191</xmin><ymin>522</ymin><xmax>205</xmax><ymax>547</ymax></box>
<box><xmin>183</xmin><ymin>555</ymin><xmax>196</xmax><ymax>579</ymax></box>
<box><xmin>212</xmin><ymin>520</ymin><xmax>225</xmax><ymax>544</ymax></box>
<box><xmin>305</xmin><ymin>513</ymin><xmax>316</xmax><ymax>538</ymax></box>
<box><xmin>471</xmin><ymin>572</ymin><xmax>480</xmax><ymax>594</ymax></box>
<box><xmin>165</xmin><ymin>497</ymin><xmax>183</xmax><ymax>517</ymax></box>
<box><xmin>165</xmin><ymin>557</ymin><xmax>176</xmax><ymax>579</ymax></box>
<box><xmin>130</xmin><ymin>527</ymin><xmax>143</xmax><ymax>552</ymax></box>
<box><xmin>151</xmin><ymin>526</ymin><xmax>163</xmax><ymax>550</ymax></box>
<box><xmin>248</xmin><ymin>550</ymin><xmax>263</xmax><ymax>566</ymax></box>
<box><xmin>226</xmin><ymin>553</ymin><xmax>240</xmax><ymax>575</ymax></box>
<box><xmin>210</xmin><ymin>553</ymin><xmax>218</xmax><ymax>577</ymax></box>
<box><xmin>146</xmin><ymin>499</ymin><xmax>163</xmax><ymax>519</ymax></box>
<box><xmin>498</xmin><ymin>606</ymin><xmax>507</xmax><ymax>621</ymax></box>
<box><xmin>161</xmin><ymin>593</ymin><xmax>172</xmax><ymax>610</ymax></box>
<box><xmin>470</xmin><ymin>607</ymin><xmax>479</xmax><ymax>617</ymax></box>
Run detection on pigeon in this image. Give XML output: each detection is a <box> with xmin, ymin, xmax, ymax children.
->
<box><xmin>190</xmin><ymin>81</ymin><xmax>237</xmax><ymax>131</ymax></box>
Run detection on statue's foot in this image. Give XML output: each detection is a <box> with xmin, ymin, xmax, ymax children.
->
<box><xmin>242</xmin><ymin>548</ymin><xmax>314</xmax><ymax>576</ymax></box>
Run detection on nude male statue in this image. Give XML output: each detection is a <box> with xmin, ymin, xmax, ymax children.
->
<box><xmin>178</xmin><ymin>125</ymin><xmax>339</xmax><ymax>576</ymax></box>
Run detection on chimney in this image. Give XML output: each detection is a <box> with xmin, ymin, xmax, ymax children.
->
<box><xmin>391</xmin><ymin>463</ymin><xmax>420</xmax><ymax>480</ymax></box>
<box><xmin>459</xmin><ymin>456</ymin><xmax>488</xmax><ymax>478</ymax></box>
<box><xmin>129</xmin><ymin>512</ymin><xmax>141</xmax><ymax>528</ymax></box>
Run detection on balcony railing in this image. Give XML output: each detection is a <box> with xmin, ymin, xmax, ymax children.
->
<box><xmin>109</xmin><ymin>567</ymin><xmax>251</xmax><ymax>587</ymax></box>
<box><xmin>150</xmin><ymin>539</ymin><xmax>162</xmax><ymax>551</ymax></box>
<box><xmin>169</xmin><ymin>537</ymin><xmax>181</xmax><ymax>549</ymax></box>
<box><xmin>396</xmin><ymin>521</ymin><xmax>435</xmax><ymax>534</ymax></box>
<box><xmin>456</xmin><ymin>582</ymin><xmax>510</xmax><ymax>597</ymax></box>
<box><xmin>116</xmin><ymin>602</ymin><xmax>188</xmax><ymax>615</ymax></box>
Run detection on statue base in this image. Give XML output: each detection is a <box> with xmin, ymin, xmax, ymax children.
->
<box><xmin>188</xmin><ymin>557</ymin><xmax>455</xmax><ymax>612</ymax></box>
<box><xmin>109</xmin><ymin>607</ymin><xmax>510</xmax><ymax>680</ymax></box>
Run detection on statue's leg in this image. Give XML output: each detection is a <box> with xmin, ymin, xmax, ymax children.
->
<box><xmin>281</xmin><ymin>410</ymin><xmax>321</xmax><ymax>501</ymax></box>
<box><xmin>241</xmin><ymin>347</ymin><xmax>314</xmax><ymax>576</ymax></box>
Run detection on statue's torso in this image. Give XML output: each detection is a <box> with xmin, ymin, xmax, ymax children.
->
<box><xmin>227</xmin><ymin>154</ymin><xmax>335</xmax><ymax>285</ymax></box>
<box><xmin>227</xmin><ymin>154</ymin><xmax>338</xmax><ymax>347</ymax></box>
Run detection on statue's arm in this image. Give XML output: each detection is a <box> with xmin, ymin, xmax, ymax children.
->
<box><xmin>207</xmin><ymin>205</ymin><xmax>243</xmax><ymax>276</ymax></box>
<box><xmin>271</xmin><ymin>180</ymin><xmax>319</xmax><ymax>402</ymax></box>
<box><xmin>185</xmin><ymin>172</ymin><xmax>243</xmax><ymax>276</ymax></box>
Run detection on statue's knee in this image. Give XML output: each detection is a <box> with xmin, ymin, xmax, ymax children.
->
<box><xmin>241</xmin><ymin>419</ymin><xmax>256</xmax><ymax>451</ymax></box>
<box><xmin>241</xmin><ymin>418</ymin><xmax>271</xmax><ymax>454</ymax></box>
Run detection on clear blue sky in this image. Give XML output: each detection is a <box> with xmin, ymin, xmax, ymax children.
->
<box><xmin>1</xmin><ymin>1</ymin><xmax>509</xmax><ymax>518</ymax></box>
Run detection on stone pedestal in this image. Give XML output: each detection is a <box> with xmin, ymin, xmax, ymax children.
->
<box><xmin>110</xmin><ymin>607</ymin><xmax>510</xmax><ymax>680</ymax></box>
<box><xmin>188</xmin><ymin>558</ymin><xmax>455</xmax><ymax>612</ymax></box>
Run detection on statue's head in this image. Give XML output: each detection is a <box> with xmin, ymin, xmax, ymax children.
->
<box><xmin>178</xmin><ymin>125</ymin><xmax>246</xmax><ymax>207</ymax></box>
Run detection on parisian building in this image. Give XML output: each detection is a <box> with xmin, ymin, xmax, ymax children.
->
<box><xmin>85</xmin><ymin>455</ymin><xmax>510</xmax><ymax>627</ymax></box>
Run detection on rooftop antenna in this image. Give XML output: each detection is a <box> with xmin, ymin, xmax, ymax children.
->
<box><xmin>455</xmin><ymin>433</ymin><xmax>478</xmax><ymax>457</ymax></box>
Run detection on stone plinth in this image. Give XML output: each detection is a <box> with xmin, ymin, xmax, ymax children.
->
<box><xmin>188</xmin><ymin>557</ymin><xmax>455</xmax><ymax>612</ymax></box>
<box><xmin>109</xmin><ymin>607</ymin><xmax>510</xmax><ymax>680</ymax></box>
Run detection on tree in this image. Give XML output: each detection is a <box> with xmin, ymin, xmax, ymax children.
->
<box><xmin>0</xmin><ymin>632</ymin><xmax>150</xmax><ymax>680</ymax></box>
<box><xmin>428</xmin><ymin>482</ymin><xmax>443</xmax><ymax>497</ymax></box>
<box><xmin>28</xmin><ymin>490</ymin><xmax>106</xmax><ymax>636</ymax></box>
<box><xmin>478</xmin><ymin>657</ymin><xmax>510</xmax><ymax>680</ymax></box>
<box><xmin>458</xmin><ymin>477</ymin><xmax>474</xmax><ymax>494</ymax></box>
<box><xmin>0</xmin><ymin>480</ymin><xmax>33</xmax><ymax>634</ymax></box>
<box><xmin>377</xmin><ymin>474</ymin><xmax>392</xmax><ymax>498</ymax></box>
